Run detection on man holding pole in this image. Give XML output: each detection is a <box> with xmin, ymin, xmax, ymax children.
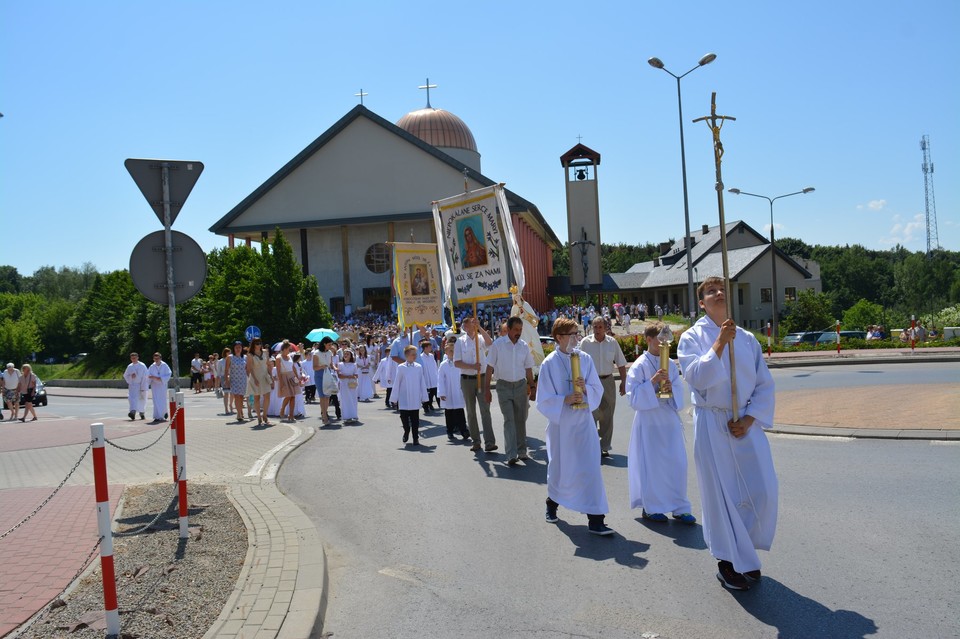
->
<box><xmin>454</xmin><ymin>316</ymin><xmax>496</xmax><ymax>452</ymax></box>
<box><xmin>484</xmin><ymin>316</ymin><xmax>535</xmax><ymax>465</ymax></box>
<box><xmin>677</xmin><ymin>276</ymin><xmax>778</xmax><ymax>591</ymax></box>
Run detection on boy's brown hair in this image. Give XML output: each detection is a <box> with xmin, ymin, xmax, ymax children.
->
<box><xmin>697</xmin><ymin>276</ymin><xmax>726</xmax><ymax>300</ymax></box>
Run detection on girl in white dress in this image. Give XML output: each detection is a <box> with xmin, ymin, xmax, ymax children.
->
<box><xmin>356</xmin><ymin>345</ymin><xmax>374</xmax><ymax>401</ymax></box>
<box><xmin>337</xmin><ymin>348</ymin><xmax>360</xmax><ymax>423</ymax></box>
<box><xmin>292</xmin><ymin>353</ymin><xmax>307</xmax><ymax>418</ymax></box>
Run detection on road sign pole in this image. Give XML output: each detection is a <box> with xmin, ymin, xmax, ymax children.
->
<box><xmin>162</xmin><ymin>163</ymin><xmax>181</xmax><ymax>389</ymax></box>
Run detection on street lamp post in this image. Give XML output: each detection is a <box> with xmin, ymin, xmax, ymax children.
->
<box><xmin>648</xmin><ymin>53</ymin><xmax>716</xmax><ymax>324</ymax></box>
<box><xmin>727</xmin><ymin>187</ymin><xmax>815</xmax><ymax>340</ymax></box>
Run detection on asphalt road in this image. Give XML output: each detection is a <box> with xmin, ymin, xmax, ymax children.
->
<box><xmin>279</xmin><ymin>364</ymin><xmax>960</xmax><ymax>639</ymax></box>
<box><xmin>770</xmin><ymin>361</ymin><xmax>960</xmax><ymax>392</ymax></box>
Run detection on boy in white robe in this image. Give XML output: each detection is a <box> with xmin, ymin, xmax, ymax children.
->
<box><xmin>677</xmin><ymin>276</ymin><xmax>778</xmax><ymax>591</ymax></box>
<box><xmin>536</xmin><ymin>317</ymin><xmax>613</xmax><ymax>536</ymax></box>
<box><xmin>147</xmin><ymin>353</ymin><xmax>172</xmax><ymax>422</ymax></box>
<box><xmin>393</xmin><ymin>345</ymin><xmax>428</xmax><ymax>445</ymax></box>
<box><xmin>123</xmin><ymin>352</ymin><xmax>148</xmax><ymax>420</ymax></box>
<box><xmin>437</xmin><ymin>340</ymin><xmax>469</xmax><ymax>441</ymax></box>
<box><xmin>626</xmin><ymin>323</ymin><xmax>695</xmax><ymax>524</ymax></box>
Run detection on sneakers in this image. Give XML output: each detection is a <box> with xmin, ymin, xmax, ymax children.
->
<box><xmin>588</xmin><ymin>521</ymin><xmax>615</xmax><ymax>536</ymax></box>
<box><xmin>673</xmin><ymin>513</ymin><xmax>697</xmax><ymax>525</ymax></box>
<box><xmin>128</xmin><ymin>411</ymin><xmax>136</xmax><ymax>421</ymax></box>
<box><xmin>545</xmin><ymin>500</ymin><xmax>559</xmax><ymax>523</ymax></box>
<box><xmin>642</xmin><ymin>510</ymin><xmax>669</xmax><ymax>523</ymax></box>
<box><xmin>716</xmin><ymin>560</ymin><xmax>751</xmax><ymax>591</ymax></box>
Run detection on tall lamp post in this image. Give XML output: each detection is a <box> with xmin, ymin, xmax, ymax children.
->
<box><xmin>727</xmin><ymin>187</ymin><xmax>815</xmax><ymax>340</ymax></box>
<box><xmin>648</xmin><ymin>53</ymin><xmax>716</xmax><ymax>323</ymax></box>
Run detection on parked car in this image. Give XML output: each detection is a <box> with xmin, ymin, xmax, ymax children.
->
<box><xmin>782</xmin><ymin>332</ymin><xmax>821</xmax><ymax>347</ymax></box>
<box><xmin>539</xmin><ymin>336</ymin><xmax>556</xmax><ymax>346</ymax></box>
<box><xmin>32</xmin><ymin>378</ymin><xmax>48</xmax><ymax>407</ymax></box>
<box><xmin>815</xmin><ymin>330</ymin><xmax>867</xmax><ymax>345</ymax></box>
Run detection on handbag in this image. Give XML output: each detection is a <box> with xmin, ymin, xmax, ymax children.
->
<box><xmin>322</xmin><ymin>371</ymin><xmax>339</xmax><ymax>395</ymax></box>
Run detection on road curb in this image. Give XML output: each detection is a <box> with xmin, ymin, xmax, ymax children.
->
<box><xmin>771</xmin><ymin>423</ymin><xmax>960</xmax><ymax>440</ymax></box>
<box><xmin>204</xmin><ymin>423</ymin><xmax>327</xmax><ymax>639</ymax></box>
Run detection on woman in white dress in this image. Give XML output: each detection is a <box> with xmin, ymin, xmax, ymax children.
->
<box><xmin>356</xmin><ymin>345</ymin><xmax>374</xmax><ymax>402</ymax></box>
<box><xmin>337</xmin><ymin>348</ymin><xmax>360</xmax><ymax>423</ymax></box>
<box><xmin>275</xmin><ymin>341</ymin><xmax>298</xmax><ymax>423</ymax></box>
<box><xmin>292</xmin><ymin>353</ymin><xmax>307</xmax><ymax>419</ymax></box>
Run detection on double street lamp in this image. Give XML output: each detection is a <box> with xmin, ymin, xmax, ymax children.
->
<box><xmin>727</xmin><ymin>186</ymin><xmax>815</xmax><ymax>340</ymax></box>
<box><xmin>648</xmin><ymin>53</ymin><xmax>716</xmax><ymax>323</ymax></box>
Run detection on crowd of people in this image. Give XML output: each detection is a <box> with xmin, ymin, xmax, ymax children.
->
<box><xmin>2</xmin><ymin>362</ymin><xmax>41</xmax><ymax>422</ymax></box>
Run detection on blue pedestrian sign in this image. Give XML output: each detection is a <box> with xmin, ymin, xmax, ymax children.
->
<box><xmin>245</xmin><ymin>325</ymin><xmax>261</xmax><ymax>342</ymax></box>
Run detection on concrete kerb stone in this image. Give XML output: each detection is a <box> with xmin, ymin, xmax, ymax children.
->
<box><xmin>204</xmin><ymin>424</ymin><xmax>325</xmax><ymax>639</ymax></box>
<box><xmin>770</xmin><ymin>424</ymin><xmax>953</xmax><ymax>440</ymax></box>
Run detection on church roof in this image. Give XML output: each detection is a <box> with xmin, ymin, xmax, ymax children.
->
<box><xmin>396</xmin><ymin>107</ymin><xmax>477</xmax><ymax>152</ymax></box>
<box><xmin>210</xmin><ymin>105</ymin><xmax>560</xmax><ymax>248</ymax></box>
<box><xmin>559</xmin><ymin>143</ymin><xmax>601</xmax><ymax>166</ymax></box>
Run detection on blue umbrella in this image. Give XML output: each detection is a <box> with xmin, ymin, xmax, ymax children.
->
<box><xmin>305</xmin><ymin>328</ymin><xmax>339</xmax><ymax>342</ymax></box>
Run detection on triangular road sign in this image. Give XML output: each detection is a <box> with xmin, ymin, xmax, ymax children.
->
<box><xmin>125</xmin><ymin>158</ymin><xmax>204</xmax><ymax>226</ymax></box>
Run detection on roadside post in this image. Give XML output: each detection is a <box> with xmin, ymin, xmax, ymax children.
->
<box><xmin>911</xmin><ymin>315</ymin><xmax>916</xmax><ymax>352</ymax></box>
<box><xmin>836</xmin><ymin>319</ymin><xmax>841</xmax><ymax>355</ymax></box>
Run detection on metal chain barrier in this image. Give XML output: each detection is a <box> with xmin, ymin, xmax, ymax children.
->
<box><xmin>0</xmin><ymin>441</ymin><xmax>95</xmax><ymax>540</ymax></box>
<box><xmin>104</xmin><ymin>405</ymin><xmax>181</xmax><ymax>452</ymax></box>
<box><xmin>112</xmin><ymin>464</ymin><xmax>181</xmax><ymax>538</ymax></box>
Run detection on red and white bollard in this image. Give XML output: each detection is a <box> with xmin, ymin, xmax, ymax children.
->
<box><xmin>175</xmin><ymin>391</ymin><xmax>189</xmax><ymax>538</ymax></box>
<box><xmin>169</xmin><ymin>389</ymin><xmax>179</xmax><ymax>484</ymax></box>
<box><xmin>836</xmin><ymin>319</ymin><xmax>841</xmax><ymax>355</ymax></box>
<box><xmin>90</xmin><ymin>423</ymin><xmax>121</xmax><ymax>637</ymax></box>
<box><xmin>766</xmin><ymin>322</ymin><xmax>772</xmax><ymax>357</ymax></box>
<box><xmin>911</xmin><ymin>315</ymin><xmax>916</xmax><ymax>352</ymax></box>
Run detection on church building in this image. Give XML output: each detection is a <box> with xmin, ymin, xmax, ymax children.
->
<box><xmin>209</xmin><ymin>99</ymin><xmax>561</xmax><ymax>315</ymax></box>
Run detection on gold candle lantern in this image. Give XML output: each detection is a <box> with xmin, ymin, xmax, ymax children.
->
<box><xmin>656</xmin><ymin>325</ymin><xmax>674</xmax><ymax>399</ymax></box>
<box><xmin>570</xmin><ymin>351</ymin><xmax>588</xmax><ymax>410</ymax></box>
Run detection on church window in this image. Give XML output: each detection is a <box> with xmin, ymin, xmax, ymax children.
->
<box><xmin>364</xmin><ymin>243</ymin><xmax>391</xmax><ymax>274</ymax></box>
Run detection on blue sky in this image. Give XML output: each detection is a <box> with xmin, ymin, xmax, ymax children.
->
<box><xmin>2</xmin><ymin>1</ymin><xmax>957</xmax><ymax>276</ymax></box>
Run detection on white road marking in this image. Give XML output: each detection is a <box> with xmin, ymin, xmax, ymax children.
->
<box><xmin>769</xmin><ymin>433</ymin><xmax>855</xmax><ymax>442</ymax></box>
<box><xmin>931</xmin><ymin>440</ymin><xmax>960</xmax><ymax>446</ymax></box>
<box><xmin>245</xmin><ymin>424</ymin><xmax>303</xmax><ymax>477</ymax></box>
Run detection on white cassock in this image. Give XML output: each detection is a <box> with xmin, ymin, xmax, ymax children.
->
<box><xmin>338</xmin><ymin>362</ymin><xmax>359</xmax><ymax>420</ymax></box>
<box><xmin>357</xmin><ymin>356</ymin><xmax>374</xmax><ymax>401</ymax></box>
<box><xmin>626</xmin><ymin>351</ymin><xmax>692</xmax><ymax>515</ymax></box>
<box><xmin>123</xmin><ymin>361</ymin><xmax>148</xmax><ymax>414</ymax></box>
<box><xmin>419</xmin><ymin>353</ymin><xmax>439</xmax><ymax>390</ymax></box>
<box><xmin>392</xmin><ymin>362</ymin><xmax>428</xmax><ymax>410</ymax></box>
<box><xmin>437</xmin><ymin>356</ymin><xmax>464</xmax><ymax>409</ymax></box>
<box><xmin>678</xmin><ymin>316</ymin><xmax>778</xmax><ymax>574</ymax></box>
<box><xmin>267</xmin><ymin>367</ymin><xmax>281</xmax><ymax>417</ymax></box>
<box><xmin>147</xmin><ymin>361</ymin><xmax>172</xmax><ymax>420</ymax></box>
<box><xmin>536</xmin><ymin>348</ymin><xmax>609</xmax><ymax>515</ymax></box>
<box><xmin>512</xmin><ymin>297</ymin><xmax>545</xmax><ymax>374</ymax></box>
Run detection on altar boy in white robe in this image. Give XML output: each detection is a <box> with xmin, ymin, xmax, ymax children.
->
<box><xmin>536</xmin><ymin>317</ymin><xmax>613</xmax><ymax>536</ymax></box>
<box><xmin>147</xmin><ymin>352</ymin><xmax>172</xmax><ymax>422</ymax></box>
<box><xmin>677</xmin><ymin>276</ymin><xmax>778</xmax><ymax>591</ymax></box>
<box><xmin>626</xmin><ymin>323</ymin><xmax>696</xmax><ymax>525</ymax></box>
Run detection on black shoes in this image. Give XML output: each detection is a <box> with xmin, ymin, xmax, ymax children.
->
<box><xmin>128</xmin><ymin>411</ymin><xmax>136</xmax><ymax>421</ymax></box>
<box><xmin>545</xmin><ymin>499</ymin><xmax>559</xmax><ymax>523</ymax></box>
<box><xmin>716</xmin><ymin>560</ymin><xmax>751</xmax><ymax>591</ymax></box>
<box><xmin>588</xmin><ymin>521</ymin><xmax>615</xmax><ymax>536</ymax></box>
<box><xmin>402</xmin><ymin>431</ymin><xmax>409</xmax><ymax>443</ymax></box>
<box><xmin>484</xmin><ymin>444</ymin><xmax>498</xmax><ymax>452</ymax></box>
<box><xmin>744</xmin><ymin>569</ymin><xmax>762</xmax><ymax>583</ymax></box>
<box><xmin>139</xmin><ymin>412</ymin><xmax>145</xmax><ymax>420</ymax></box>
<box><xmin>506</xmin><ymin>458</ymin><xmax>519</xmax><ymax>466</ymax></box>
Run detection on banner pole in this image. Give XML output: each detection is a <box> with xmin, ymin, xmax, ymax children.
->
<box><xmin>473</xmin><ymin>301</ymin><xmax>480</xmax><ymax>384</ymax></box>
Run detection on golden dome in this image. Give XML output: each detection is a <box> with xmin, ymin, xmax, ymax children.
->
<box><xmin>396</xmin><ymin>107</ymin><xmax>478</xmax><ymax>152</ymax></box>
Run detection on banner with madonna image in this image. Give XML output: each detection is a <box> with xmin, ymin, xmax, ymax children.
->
<box><xmin>431</xmin><ymin>184</ymin><xmax>524</xmax><ymax>306</ymax></box>
<box><xmin>391</xmin><ymin>242</ymin><xmax>444</xmax><ymax>329</ymax></box>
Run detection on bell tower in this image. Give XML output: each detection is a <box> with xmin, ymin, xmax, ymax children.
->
<box><xmin>561</xmin><ymin>143</ymin><xmax>603</xmax><ymax>297</ymax></box>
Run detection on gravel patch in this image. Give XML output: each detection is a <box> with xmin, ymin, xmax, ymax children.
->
<box><xmin>17</xmin><ymin>482</ymin><xmax>246</xmax><ymax>639</ymax></box>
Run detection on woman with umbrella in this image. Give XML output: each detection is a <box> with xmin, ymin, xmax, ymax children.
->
<box><xmin>312</xmin><ymin>336</ymin><xmax>335</xmax><ymax>425</ymax></box>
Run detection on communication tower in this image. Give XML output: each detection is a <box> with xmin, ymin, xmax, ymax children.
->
<box><xmin>920</xmin><ymin>135</ymin><xmax>939</xmax><ymax>254</ymax></box>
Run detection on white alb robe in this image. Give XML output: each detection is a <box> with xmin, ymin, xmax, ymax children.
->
<box><xmin>337</xmin><ymin>362</ymin><xmax>359</xmax><ymax>420</ymax></box>
<box><xmin>392</xmin><ymin>362</ymin><xmax>428</xmax><ymax>410</ymax></box>
<box><xmin>536</xmin><ymin>348</ymin><xmax>608</xmax><ymax>515</ymax></box>
<box><xmin>123</xmin><ymin>361</ymin><xmax>148</xmax><ymax>413</ymax></box>
<box><xmin>677</xmin><ymin>316</ymin><xmax>778</xmax><ymax>574</ymax></box>
<box><xmin>147</xmin><ymin>361</ymin><xmax>172</xmax><ymax>420</ymax></box>
<box><xmin>626</xmin><ymin>350</ymin><xmax>691</xmax><ymax>515</ymax></box>
<box><xmin>293</xmin><ymin>362</ymin><xmax>306</xmax><ymax>417</ymax></box>
<box><xmin>419</xmin><ymin>353</ymin><xmax>439</xmax><ymax>389</ymax></box>
<box><xmin>437</xmin><ymin>356</ymin><xmax>464</xmax><ymax>410</ymax></box>
<box><xmin>357</xmin><ymin>356</ymin><xmax>374</xmax><ymax>400</ymax></box>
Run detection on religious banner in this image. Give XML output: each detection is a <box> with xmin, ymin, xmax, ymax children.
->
<box><xmin>392</xmin><ymin>242</ymin><xmax>443</xmax><ymax>328</ymax></box>
<box><xmin>432</xmin><ymin>184</ymin><xmax>524</xmax><ymax>306</ymax></box>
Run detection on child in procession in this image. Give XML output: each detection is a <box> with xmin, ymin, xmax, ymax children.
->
<box><xmin>393</xmin><ymin>344</ymin><xmax>428</xmax><ymax>446</ymax></box>
<box><xmin>437</xmin><ymin>339</ymin><xmax>469</xmax><ymax>441</ymax></box>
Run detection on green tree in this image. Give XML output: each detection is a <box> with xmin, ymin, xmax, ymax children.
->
<box><xmin>0</xmin><ymin>318</ymin><xmax>41</xmax><ymax>363</ymax></box>
<box><xmin>0</xmin><ymin>266</ymin><xmax>23</xmax><ymax>294</ymax></box>
<box><xmin>781</xmin><ymin>289</ymin><xmax>835</xmax><ymax>333</ymax></box>
<box><xmin>842</xmin><ymin>298</ymin><xmax>884</xmax><ymax>330</ymax></box>
<box><xmin>775</xmin><ymin>237</ymin><xmax>813</xmax><ymax>260</ymax></box>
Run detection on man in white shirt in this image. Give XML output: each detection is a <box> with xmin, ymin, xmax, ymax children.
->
<box><xmin>484</xmin><ymin>317</ymin><xmax>535</xmax><ymax>465</ymax></box>
<box><xmin>3</xmin><ymin>363</ymin><xmax>22</xmax><ymax>421</ymax></box>
<box><xmin>190</xmin><ymin>353</ymin><xmax>204</xmax><ymax>394</ymax></box>
<box><xmin>123</xmin><ymin>352</ymin><xmax>149</xmax><ymax>420</ymax></box>
<box><xmin>454</xmin><ymin>317</ymin><xmax>496</xmax><ymax>452</ymax></box>
<box><xmin>578</xmin><ymin>317</ymin><xmax>627</xmax><ymax>458</ymax></box>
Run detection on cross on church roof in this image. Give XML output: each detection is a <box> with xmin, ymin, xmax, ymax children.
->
<box><xmin>418</xmin><ymin>77</ymin><xmax>437</xmax><ymax>108</ymax></box>
<box><xmin>355</xmin><ymin>89</ymin><xmax>368</xmax><ymax>105</ymax></box>
<box><xmin>577</xmin><ymin>134</ymin><xmax>583</xmax><ymax>143</ymax></box>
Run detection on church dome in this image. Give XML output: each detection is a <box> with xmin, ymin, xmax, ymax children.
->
<box><xmin>396</xmin><ymin>107</ymin><xmax>478</xmax><ymax>152</ymax></box>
